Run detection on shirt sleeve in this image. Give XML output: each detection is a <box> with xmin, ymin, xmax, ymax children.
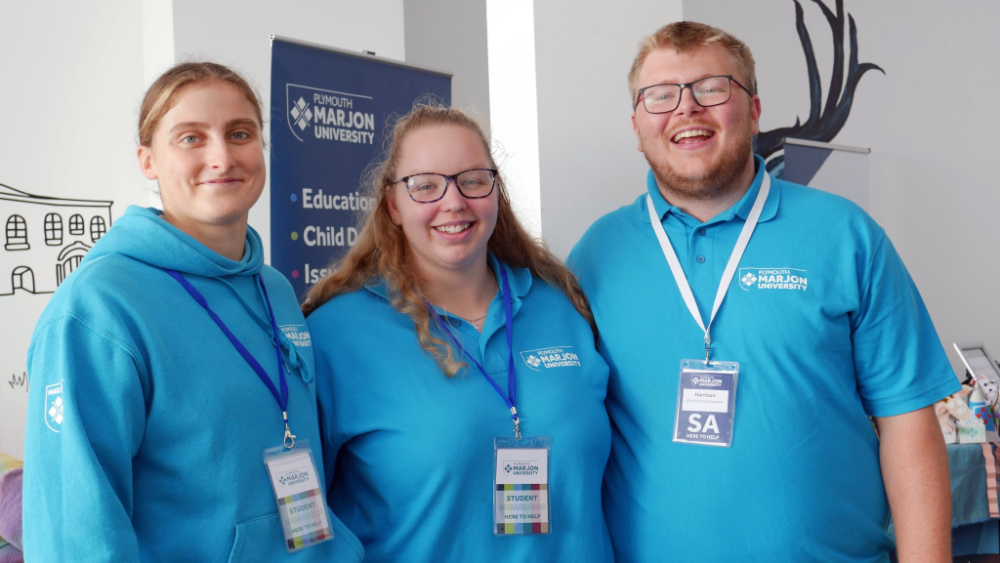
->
<box><xmin>23</xmin><ymin>313</ymin><xmax>146</xmax><ymax>561</ymax></box>
<box><xmin>309</xmin><ymin>308</ymin><xmax>347</xmax><ymax>490</ymax></box>
<box><xmin>851</xmin><ymin>232</ymin><xmax>960</xmax><ymax>416</ymax></box>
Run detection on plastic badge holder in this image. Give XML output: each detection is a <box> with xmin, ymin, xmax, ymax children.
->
<box><xmin>673</xmin><ymin>359</ymin><xmax>739</xmax><ymax>447</ymax></box>
<box><xmin>494</xmin><ymin>436</ymin><xmax>552</xmax><ymax>535</ymax></box>
<box><xmin>263</xmin><ymin>440</ymin><xmax>333</xmax><ymax>551</ymax></box>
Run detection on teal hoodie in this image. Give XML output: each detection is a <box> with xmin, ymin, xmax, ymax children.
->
<box><xmin>24</xmin><ymin>206</ymin><xmax>363</xmax><ymax>562</ymax></box>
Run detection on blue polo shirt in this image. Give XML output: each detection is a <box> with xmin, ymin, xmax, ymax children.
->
<box><xmin>309</xmin><ymin>255</ymin><xmax>614</xmax><ymax>562</ymax></box>
<box><xmin>568</xmin><ymin>157</ymin><xmax>960</xmax><ymax>563</ymax></box>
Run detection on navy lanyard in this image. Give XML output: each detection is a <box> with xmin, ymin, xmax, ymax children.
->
<box><xmin>164</xmin><ymin>269</ymin><xmax>296</xmax><ymax>448</ymax></box>
<box><xmin>426</xmin><ymin>266</ymin><xmax>520</xmax><ymax>438</ymax></box>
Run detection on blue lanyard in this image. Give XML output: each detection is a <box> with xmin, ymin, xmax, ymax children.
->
<box><xmin>426</xmin><ymin>266</ymin><xmax>520</xmax><ymax>438</ymax></box>
<box><xmin>164</xmin><ymin>269</ymin><xmax>296</xmax><ymax>448</ymax></box>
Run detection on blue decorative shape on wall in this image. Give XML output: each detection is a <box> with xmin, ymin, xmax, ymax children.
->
<box><xmin>754</xmin><ymin>0</ymin><xmax>884</xmax><ymax>176</ymax></box>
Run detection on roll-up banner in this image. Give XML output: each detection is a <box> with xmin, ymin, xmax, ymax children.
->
<box><xmin>269</xmin><ymin>36</ymin><xmax>452</xmax><ymax>298</ymax></box>
<box><xmin>782</xmin><ymin>137</ymin><xmax>871</xmax><ymax>212</ymax></box>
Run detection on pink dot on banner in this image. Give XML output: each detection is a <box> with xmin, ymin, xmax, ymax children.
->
<box><xmin>291</xmin><ymin>270</ymin><xmax>300</xmax><ymax>279</ymax></box>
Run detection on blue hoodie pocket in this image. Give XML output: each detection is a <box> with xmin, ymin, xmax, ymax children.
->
<box><xmin>226</xmin><ymin>511</ymin><xmax>364</xmax><ymax>562</ymax></box>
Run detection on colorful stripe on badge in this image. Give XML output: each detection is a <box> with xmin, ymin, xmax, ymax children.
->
<box><xmin>280</xmin><ymin>488</ymin><xmax>332</xmax><ymax>549</ymax></box>
<box><xmin>287</xmin><ymin>529</ymin><xmax>332</xmax><ymax>550</ymax></box>
<box><xmin>277</xmin><ymin>487</ymin><xmax>321</xmax><ymax>505</ymax></box>
<box><xmin>495</xmin><ymin>483</ymin><xmax>549</xmax><ymax>534</ymax></box>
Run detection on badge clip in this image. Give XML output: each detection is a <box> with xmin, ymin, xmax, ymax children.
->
<box><xmin>282</xmin><ymin>411</ymin><xmax>296</xmax><ymax>449</ymax></box>
<box><xmin>509</xmin><ymin>407</ymin><xmax>523</xmax><ymax>440</ymax></box>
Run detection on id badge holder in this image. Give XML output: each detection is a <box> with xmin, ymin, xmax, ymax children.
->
<box><xmin>494</xmin><ymin>436</ymin><xmax>552</xmax><ymax>535</ymax></box>
<box><xmin>672</xmin><ymin>359</ymin><xmax>739</xmax><ymax>447</ymax></box>
<box><xmin>263</xmin><ymin>440</ymin><xmax>334</xmax><ymax>551</ymax></box>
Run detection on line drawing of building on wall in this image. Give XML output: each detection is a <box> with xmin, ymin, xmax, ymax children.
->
<box><xmin>1</xmin><ymin>182</ymin><xmax>114</xmax><ymax>296</ymax></box>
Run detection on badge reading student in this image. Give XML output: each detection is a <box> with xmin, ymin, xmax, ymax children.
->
<box><xmin>494</xmin><ymin>436</ymin><xmax>551</xmax><ymax>535</ymax></box>
<box><xmin>264</xmin><ymin>441</ymin><xmax>333</xmax><ymax>551</ymax></box>
<box><xmin>673</xmin><ymin>360</ymin><xmax>739</xmax><ymax>447</ymax></box>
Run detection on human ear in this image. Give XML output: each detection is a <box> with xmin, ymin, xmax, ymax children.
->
<box><xmin>750</xmin><ymin>96</ymin><xmax>762</xmax><ymax>136</ymax></box>
<box><xmin>138</xmin><ymin>145</ymin><xmax>158</xmax><ymax>180</ymax></box>
<box><xmin>386</xmin><ymin>186</ymin><xmax>402</xmax><ymax>226</ymax></box>
<box><xmin>631</xmin><ymin>113</ymin><xmax>644</xmax><ymax>153</ymax></box>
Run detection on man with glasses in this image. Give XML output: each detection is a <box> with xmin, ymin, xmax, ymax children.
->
<box><xmin>568</xmin><ymin>21</ymin><xmax>958</xmax><ymax>562</ymax></box>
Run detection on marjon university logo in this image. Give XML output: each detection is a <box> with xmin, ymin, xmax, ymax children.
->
<box><xmin>285</xmin><ymin>83</ymin><xmax>376</xmax><ymax>145</ymax></box>
<box><xmin>45</xmin><ymin>381</ymin><xmax>65</xmax><ymax>433</ymax></box>
<box><xmin>738</xmin><ymin>267</ymin><xmax>808</xmax><ymax>292</ymax></box>
<box><xmin>504</xmin><ymin>461</ymin><xmax>539</xmax><ymax>477</ymax></box>
<box><xmin>281</xmin><ymin>324</ymin><xmax>312</xmax><ymax>348</ymax></box>
<box><xmin>289</xmin><ymin>97</ymin><xmax>313</xmax><ymax>131</ymax></box>
<box><xmin>519</xmin><ymin>347</ymin><xmax>581</xmax><ymax>372</ymax></box>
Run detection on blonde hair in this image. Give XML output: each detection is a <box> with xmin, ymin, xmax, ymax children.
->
<box><xmin>302</xmin><ymin>103</ymin><xmax>595</xmax><ymax>376</ymax></box>
<box><xmin>628</xmin><ymin>21</ymin><xmax>757</xmax><ymax>105</ymax></box>
<box><xmin>139</xmin><ymin>62</ymin><xmax>262</xmax><ymax>146</ymax></box>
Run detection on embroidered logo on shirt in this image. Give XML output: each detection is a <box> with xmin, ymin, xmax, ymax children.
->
<box><xmin>280</xmin><ymin>324</ymin><xmax>313</xmax><ymax>347</ymax></box>
<box><xmin>738</xmin><ymin>268</ymin><xmax>808</xmax><ymax>292</ymax></box>
<box><xmin>44</xmin><ymin>381</ymin><xmax>64</xmax><ymax>433</ymax></box>
<box><xmin>519</xmin><ymin>347</ymin><xmax>581</xmax><ymax>371</ymax></box>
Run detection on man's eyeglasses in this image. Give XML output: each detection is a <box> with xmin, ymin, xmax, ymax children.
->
<box><xmin>634</xmin><ymin>75</ymin><xmax>753</xmax><ymax>114</ymax></box>
<box><xmin>393</xmin><ymin>168</ymin><xmax>498</xmax><ymax>203</ymax></box>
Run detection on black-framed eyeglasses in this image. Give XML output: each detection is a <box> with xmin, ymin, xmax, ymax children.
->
<box><xmin>634</xmin><ymin>75</ymin><xmax>753</xmax><ymax>114</ymax></box>
<box><xmin>393</xmin><ymin>168</ymin><xmax>498</xmax><ymax>203</ymax></box>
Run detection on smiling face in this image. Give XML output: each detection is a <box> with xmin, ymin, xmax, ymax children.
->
<box><xmin>386</xmin><ymin>123</ymin><xmax>498</xmax><ymax>283</ymax></box>
<box><xmin>632</xmin><ymin>43</ymin><xmax>761</xmax><ymax>210</ymax></box>
<box><xmin>138</xmin><ymin>79</ymin><xmax>265</xmax><ymax>252</ymax></box>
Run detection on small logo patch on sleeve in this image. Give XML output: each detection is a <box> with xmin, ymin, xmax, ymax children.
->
<box><xmin>44</xmin><ymin>381</ymin><xmax>65</xmax><ymax>433</ymax></box>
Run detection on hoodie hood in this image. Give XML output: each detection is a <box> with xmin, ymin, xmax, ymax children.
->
<box><xmin>83</xmin><ymin>206</ymin><xmax>264</xmax><ymax>278</ymax></box>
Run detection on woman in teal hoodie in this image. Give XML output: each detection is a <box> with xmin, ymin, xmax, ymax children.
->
<box><xmin>23</xmin><ymin>62</ymin><xmax>363</xmax><ymax>561</ymax></box>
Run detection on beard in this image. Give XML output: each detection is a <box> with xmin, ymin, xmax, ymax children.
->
<box><xmin>645</xmin><ymin>108</ymin><xmax>756</xmax><ymax>204</ymax></box>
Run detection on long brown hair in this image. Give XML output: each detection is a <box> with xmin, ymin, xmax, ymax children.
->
<box><xmin>302</xmin><ymin>103</ymin><xmax>595</xmax><ymax>376</ymax></box>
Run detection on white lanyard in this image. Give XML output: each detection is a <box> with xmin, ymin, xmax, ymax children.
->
<box><xmin>646</xmin><ymin>174</ymin><xmax>770</xmax><ymax>361</ymax></box>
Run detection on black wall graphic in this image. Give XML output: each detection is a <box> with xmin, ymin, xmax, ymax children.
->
<box><xmin>0</xmin><ymin>182</ymin><xmax>113</xmax><ymax>296</ymax></box>
<box><xmin>754</xmin><ymin>0</ymin><xmax>884</xmax><ymax>176</ymax></box>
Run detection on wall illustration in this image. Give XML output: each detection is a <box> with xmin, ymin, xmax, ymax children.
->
<box><xmin>753</xmin><ymin>0</ymin><xmax>884</xmax><ymax>176</ymax></box>
<box><xmin>1</xmin><ymin>182</ymin><xmax>113</xmax><ymax>297</ymax></box>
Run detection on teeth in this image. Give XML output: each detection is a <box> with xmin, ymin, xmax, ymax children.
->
<box><xmin>436</xmin><ymin>223</ymin><xmax>471</xmax><ymax>234</ymax></box>
<box><xmin>672</xmin><ymin>129</ymin><xmax>713</xmax><ymax>143</ymax></box>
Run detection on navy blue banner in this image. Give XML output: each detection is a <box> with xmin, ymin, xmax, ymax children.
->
<box><xmin>270</xmin><ymin>38</ymin><xmax>451</xmax><ymax>298</ymax></box>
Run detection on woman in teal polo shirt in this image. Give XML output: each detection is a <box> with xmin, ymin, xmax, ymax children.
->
<box><xmin>304</xmin><ymin>103</ymin><xmax>613</xmax><ymax>562</ymax></box>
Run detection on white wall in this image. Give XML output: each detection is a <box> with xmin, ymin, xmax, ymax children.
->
<box><xmin>684</xmin><ymin>0</ymin><xmax>1000</xmax><ymax>378</ymax></box>
<box><xmin>0</xmin><ymin>1</ymin><xmax>147</xmax><ymax>458</ymax></box>
<box><xmin>404</xmin><ymin>0</ymin><xmax>490</xmax><ymax>122</ymax></box>
<box><xmin>534</xmin><ymin>0</ymin><xmax>683</xmax><ymax>258</ymax></box>
<box><xmin>487</xmin><ymin>0</ymin><xmax>542</xmax><ymax>237</ymax></box>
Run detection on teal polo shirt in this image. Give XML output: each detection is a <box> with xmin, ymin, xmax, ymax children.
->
<box><xmin>569</xmin><ymin>156</ymin><xmax>960</xmax><ymax>562</ymax></box>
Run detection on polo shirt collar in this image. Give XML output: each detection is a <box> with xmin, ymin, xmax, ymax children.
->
<box><xmin>364</xmin><ymin>252</ymin><xmax>531</xmax><ymax>317</ymax></box>
<box><xmin>645</xmin><ymin>154</ymin><xmax>780</xmax><ymax>226</ymax></box>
